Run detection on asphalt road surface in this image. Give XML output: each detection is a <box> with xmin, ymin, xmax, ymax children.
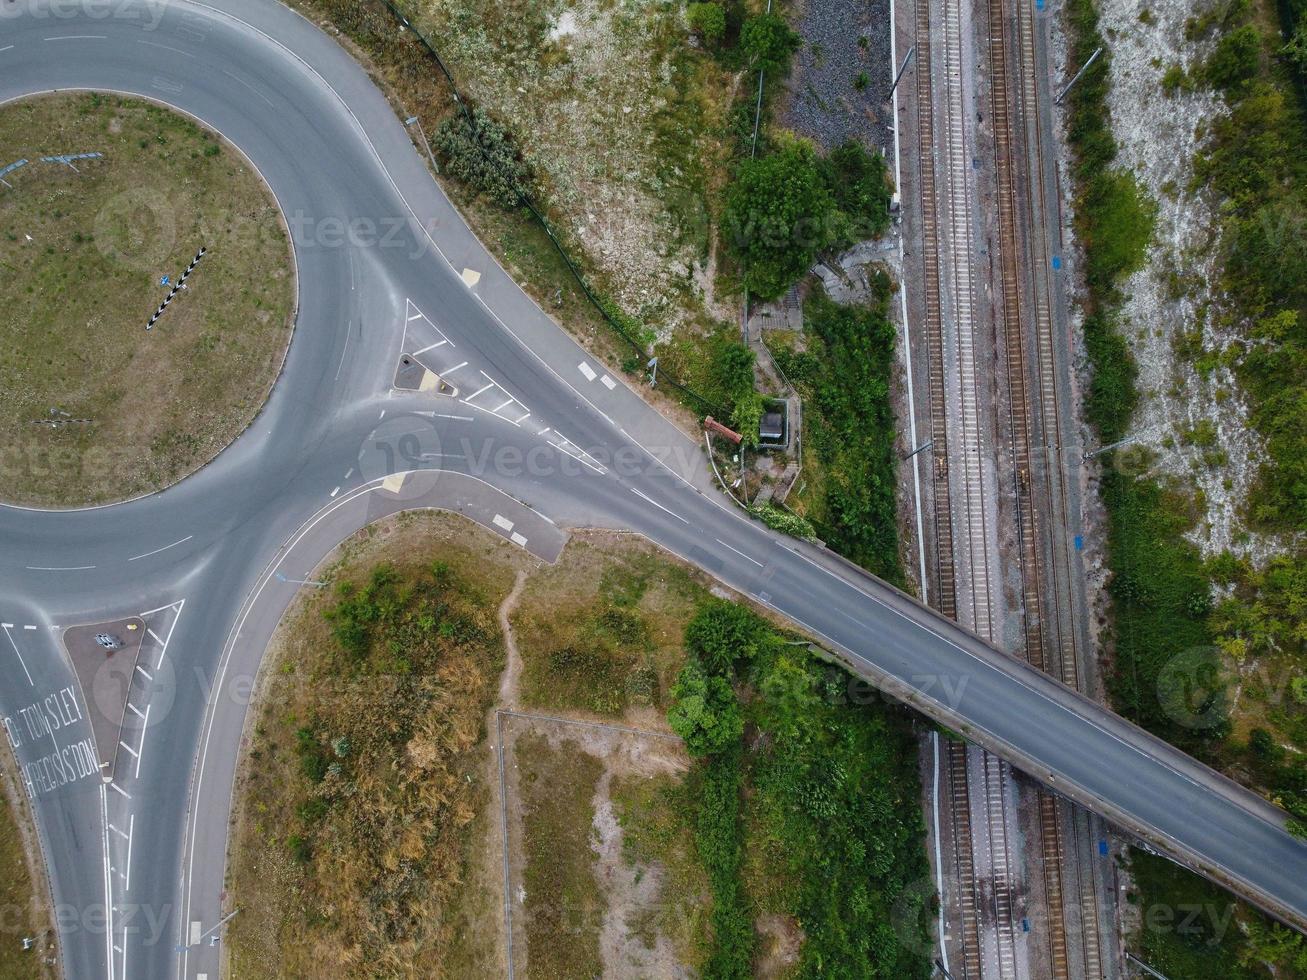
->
<box><xmin>0</xmin><ymin>2</ymin><xmax>1303</xmax><ymax>978</ymax></box>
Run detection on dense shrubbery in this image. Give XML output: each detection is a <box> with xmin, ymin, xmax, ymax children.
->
<box><xmin>433</xmin><ymin>107</ymin><xmax>532</xmax><ymax>207</ymax></box>
<box><xmin>724</xmin><ymin>139</ymin><xmax>893</xmax><ymax>300</ymax></box>
<box><xmin>666</xmin><ymin>602</ymin><xmax>933</xmax><ymax>975</ymax></box>
<box><xmin>740</xmin><ymin>12</ymin><xmax>800</xmax><ymax>71</ymax></box>
<box><xmin>774</xmin><ymin>285</ymin><xmax>903</xmax><ymax>581</ymax></box>
<box><xmin>687</xmin><ymin>1</ymin><xmax>726</xmax><ymax>47</ymax></box>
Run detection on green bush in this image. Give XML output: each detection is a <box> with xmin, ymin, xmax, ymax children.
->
<box><xmin>725</xmin><ymin>140</ymin><xmax>837</xmax><ymax>300</ymax></box>
<box><xmin>749</xmin><ymin>503</ymin><xmax>817</xmax><ymax>541</ymax></box>
<box><xmin>434</xmin><ymin>107</ymin><xmax>532</xmax><ymax>207</ymax></box>
<box><xmin>819</xmin><ymin>140</ymin><xmax>892</xmax><ymax>244</ymax></box>
<box><xmin>685</xmin><ymin>599</ymin><xmax>767</xmax><ymax>675</ymax></box>
<box><xmin>667</xmin><ymin>658</ymin><xmax>743</xmax><ymax>756</ymax></box>
<box><xmin>1204</xmin><ymin>24</ymin><xmax>1261</xmax><ymax>91</ymax></box>
<box><xmin>686</xmin><ymin>2</ymin><xmax>726</xmax><ymax>47</ymax></box>
<box><xmin>740</xmin><ymin>12</ymin><xmax>800</xmax><ymax>72</ymax></box>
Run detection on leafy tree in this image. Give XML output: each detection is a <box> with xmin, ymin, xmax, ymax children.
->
<box><xmin>686</xmin><ymin>2</ymin><xmax>726</xmax><ymax>47</ymax></box>
<box><xmin>725</xmin><ymin>140</ymin><xmax>837</xmax><ymax>299</ymax></box>
<box><xmin>685</xmin><ymin>599</ymin><xmax>767</xmax><ymax>675</ymax></box>
<box><xmin>667</xmin><ymin>658</ymin><xmax>743</xmax><ymax>756</ymax></box>
<box><xmin>730</xmin><ymin>389</ymin><xmax>764</xmax><ymax>447</ymax></box>
<box><xmin>434</xmin><ymin>108</ymin><xmax>532</xmax><ymax>207</ymax></box>
<box><xmin>740</xmin><ymin>12</ymin><xmax>800</xmax><ymax>71</ymax></box>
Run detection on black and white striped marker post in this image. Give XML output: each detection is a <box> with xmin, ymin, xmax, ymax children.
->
<box><xmin>146</xmin><ymin>246</ymin><xmax>207</xmax><ymax>330</ymax></box>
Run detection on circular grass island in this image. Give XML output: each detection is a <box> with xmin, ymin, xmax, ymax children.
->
<box><xmin>0</xmin><ymin>92</ymin><xmax>295</xmax><ymax>508</ymax></box>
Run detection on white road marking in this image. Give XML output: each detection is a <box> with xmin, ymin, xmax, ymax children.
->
<box><xmin>0</xmin><ymin>623</ymin><xmax>11</xmax><ymax>629</ymax></box>
<box><xmin>189</xmin><ymin>921</ymin><xmax>201</xmax><ymax>945</ymax></box>
<box><xmin>127</xmin><ymin>703</ymin><xmax>145</xmax><ymax>720</ymax></box>
<box><xmin>220</xmin><ymin>68</ymin><xmax>273</xmax><ymax>107</ymax></box>
<box><xmin>44</xmin><ymin>34</ymin><xmax>107</xmax><ymax>40</ymax></box>
<box><xmin>330</xmin><ymin>486</ymin><xmax>340</xmax><ymax>498</ymax></box>
<box><xmin>492</xmin><ymin>398</ymin><xmax>514</xmax><ymax>413</ymax></box>
<box><xmin>492</xmin><ymin>514</ymin><xmax>514</xmax><ymax>532</ymax></box>
<box><xmin>510</xmin><ymin>532</ymin><xmax>528</xmax><ymax>547</ymax></box>
<box><xmin>109</xmin><ymin>823</ymin><xmax>130</xmax><ymax>840</ymax></box>
<box><xmin>333</xmin><ymin>319</ymin><xmax>352</xmax><ymax>381</ymax></box>
<box><xmin>136</xmin><ymin>706</ymin><xmax>149</xmax><ymax>777</ymax></box>
<box><xmin>118</xmin><ymin>741</ymin><xmax>139</xmax><ymax>760</ymax></box>
<box><xmin>433</xmin><ymin>413</ymin><xmax>474</xmax><ymax>422</ymax></box>
<box><xmin>600</xmin><ymin>375</ymin><xmax>617</xmax><ymax>390</ymax></box>
<box><xmin>466</xmin><ymin>381</ymin><xmax>495</xmax><ymax>401</ymax></box>
<box><xmin>108</xmin><ymin>782</ymin><xmax>131</xmax><ymax>800</ymax></box>
<box><xmin>411</xmin><ymin>340</ymin><xmax>446</xmax><ymax>355</ymax></box>
<box><xmin>135</xmin><ymin>665</ymin><xmax>153</xmax><ymax>680</ymax></box>
<box><xmin>407</xmin><ymin>312</ymin><xmax>423</xmax><ymax>321</ymax></box>
<box><xmin>25</xmin><ymin>564</ymin><xmax>95</xmax><ymax>570</ymax></box>
<box><xmin>22</xmin><ymin>624</ymin><xmax>36</xmax><ymax>630</ymax></box>
<box><xmin>444</xmin><ymin>360</ymin><xmax>468</xmax><ymax>374</ymax></box>
<box><xmin>715</xmin><ymin>539</ymin><xmax>764</xmax><ymax>568</ymax></box>
<box><xmin>0</xmin><ymin>45</ymin><xmax>14</xmax><ymax>53</ymax></box>
<box><xmin>127</xmin><ymin>535</ymin><xmax>192</xmax><ymax>561</ymax></box>
<box><xmin>3</xmin><ymin>627</ymin><xmax>34</xmax><ymax>686</ymax></box>
<box><xmin>577</xmin><ymin>361</ymin><xmax>597</xmax><ymax>381</ymax></box>
<box><xmin>630</xmin><ymin>487</ymin><xmax>688</xmax><ymax>524</ymax></box>
<box><xmin>461</xmin><ymin>267</ymin><xmax>481</xmax><ymax>286</ymax></box>
<box><xmin>344</xmin><ymin>467</ymin><xmax>354</xmax><ymax>479</ymax></box>
<box><xmin>124</xmin><ymin>813</ymin><xmax>134</xmax><ymax>892</ymax></box>
<box><xmin>379</xmin><ymin>410</ymin><xmax>386</xmax><ymax>420</ymax></box>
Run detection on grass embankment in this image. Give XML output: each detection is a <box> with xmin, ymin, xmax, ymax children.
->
<box><xmin>0</xmin><ymin>746</ymin><xmax>55</xmax><ymax>980</ymax></box>
<box><xmin>0</xmin><ymin>93</ymin><xmax>293</xmax><ymax>507</ymax></box>
<box><xmin>1066</xmin><ymin>0</ymin><xmax>1307</xmax><ymax>973</ymax></box>
<box><xmin>227</xmin><ymin>514</ymin><xmax>529</xmax><ymax>978</ymax></box>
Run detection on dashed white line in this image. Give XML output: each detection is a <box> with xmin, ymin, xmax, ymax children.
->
<box><xmin>127</xmin><ymin>535</ymin><xmax>192</xmax><ymax>561</ymax></box>
<box><xmin>330</xmin><ymin>486</ymin><xmax>340</xmax><ymax>498</ymax></box>
<box><xmin>344</xmin><ymin>467</ymin><xmax>354</xmax><ymax>479</ymax></box>
<box><xmin>492</xmin><ymin>514</ymin><xmax>514</xmax><ymax>532</ymax></box>
<box><xmin>22</xmin><ymin>624</ymin><xmax>36</xmax><ymax>631</ymax></box>
<box><xmin>716</xmin><ymin>539</ymin><xmax>764</xmax><ymax>568</ymax></box>
<box><xmin>25</xmin><ymin>564</ymin><xmax>95</xmax><ymax>571</ymax></box>
<box><xmin>0</xmin><ymin>45</ymin><xmax>14</xmax><ymax>53</ymax></box>
<box><xmin>630</xmin><ymin>487</ymin><xmax>688</xmax><ymax>524</ymax></box>
<box><xmin>433</xmin><ymin>413</ymin><xmax>474</xmax><ymax>422</ymax></box>
<box><xmin>600</xmin><ymin>375</ymin><xmax>617</xmax><ymax>390</ymax></box>
<box><xmin>334</xmin><ymin>320</ymin><xmax>352</xmax><ymax>381</ymax></box>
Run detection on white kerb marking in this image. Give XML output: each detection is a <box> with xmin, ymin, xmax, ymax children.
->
<box><xmin>510</xmin><ymin>532</ymin><xmax>528</xmax><ymax>547</ymax></box>
<box><xmin>492</xmin><ymin>514</ymin><xmax>514</xmax><ymax>532</ymax></box>
<box><xmin>577</xmin><ymin>361</ymin><xmax>597</xmax><ymax>381</ymax></box>
<box><xmin>600</xmin><ymin>375</ymin><xmax>617</xmax><ymax>390</ymax></box>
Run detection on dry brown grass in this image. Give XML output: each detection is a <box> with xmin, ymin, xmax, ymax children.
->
<box><xmin>226</xmin><ymin>512</ymin><xmax>533</xmax><ymax>979</ymax></box>
<box><xmin>0</xmin><ymin>743</ymin><xmax>56</xmax><ymax>980</ymax></box>
<box><xmin>0</xmin><ymin>93</ymin><xmax>293</xmax><ymax>507</ymax></box>
<box><xmin>511</xmin><ymin>533</ymin><xmax>707</xmax><ymax>721</ymax></box>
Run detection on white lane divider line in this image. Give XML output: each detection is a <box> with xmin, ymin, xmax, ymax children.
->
<box><xmin>124</xmin><ymin>813</ymin><xmax>134</xmax><ymax>892</ymax></box>
<box><xmin>630</xmin><ymin>487</ymin><xmax>688</xmax><ymax>524</ymax></box>
<box><xmin>344</xmin><ymin>467</ymin><xmax>354</xmax><ymax>479</ymax></box>
<box><xmin>2</xmin><ymin>626</ymin><xmax>33</xmax><ymax>686</ymax></box>
<box><xmin>330</xmin><ymin>487</ymin><xmax>340</xmax><ymax>498</ymax></box>
<box><xmin>492</xmin><ymin>514</ymin><xmax>514</xmax><ymax>532</ymax></box>
<box><xmin>510</xmin><ymin>532</ymin><xmax>529</xmax><ymax>548</ymax></box>
<box><xmin>716</xmin><ymin>539</ymin><xmax>765</xmax><ymax>568</ymax></box>
<box><xmin>433</xmin><ymin>413</ymin><xmax>474</xmax><ymax>422</ymax></box>
<box><xmin>22</xmin><ymin>624</ymin><xmax>36</xmax><ymax>630</ymax></box>
<box><xmin>135</xmin><ymin>706</ymin><xmax>150</xmax><ymax>778</ymax></box>
<box><xmin>127</xmin><ymin>534</ymin><xmax>193</xmax><ymax>562</ymax></box>
<box><xmin>578</xmin><ymin>361</ymin><xmax>597</xmax><ymax>381</ymax></box>
<box><xmin>25</xmin><ymin>564</ymin><xmax>95</xmax><ymax>571</ymax></box>
<box><xmin>548</xmin><ymin>433</ymin><xmax>606</xmax><ymax>474</ymax></box>
<box><xmin>600</xmin><ymin>375</ymin><xmax>617</xmax><ymax>390</ymax></box>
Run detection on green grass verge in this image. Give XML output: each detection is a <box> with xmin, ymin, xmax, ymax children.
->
<box><xmin>0</xmin><ymin>93</ymin><xmax>293</xmax><ymax>507</ymax></box>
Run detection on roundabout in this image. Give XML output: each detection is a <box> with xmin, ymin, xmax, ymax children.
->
<box><xmin>0</xmin><ymin>2</ymin><xmax>1304</xmax><ymax>978</ymax></box>
<box><xmin>0</xmin><ymin>92</ymin><xmax>294</xmax><ymax>508</ymax></box>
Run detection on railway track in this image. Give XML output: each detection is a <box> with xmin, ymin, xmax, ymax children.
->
<box><xmin>914</xmin><ymin>0</ymin><xmax>1024</xmax><ymax>974</ymax></box>
<box><xmin>985</xmin><ymin>0</ymin><xmax>1105</xmax><ymax>972</ymax></box>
